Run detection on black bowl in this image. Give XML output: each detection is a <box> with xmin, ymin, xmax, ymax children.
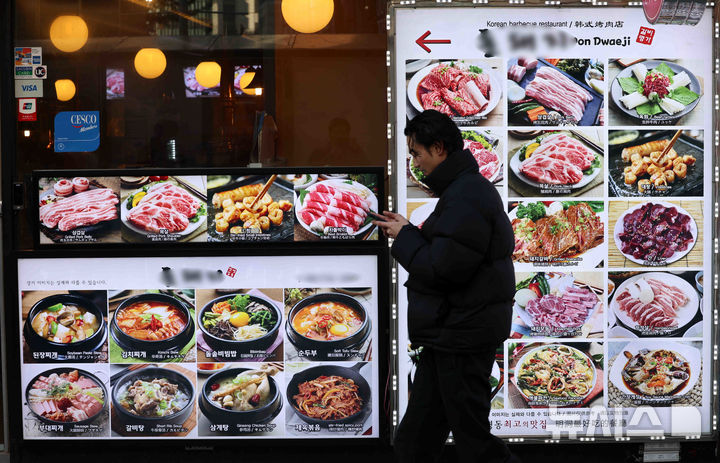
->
<box><xmin>198</xmin><ymin>294</ymin><xmax>282</xmax><ymax>357</ymax></box>
<box><xmin>24</xmin><ymin>294</ymin><xmax>107</xmax><ymax>361</ymax></box>
<box><xmin>25</xmin><ymin>367</ymin><xmax>108</xmax><ymax>427</ymax></box>
<box><xmin>110</xmin><ymin>293</ymin><xmax>194</xmax><ymax>357</ymax></box>
<box><xmin>286</xmin><ymin>293</ymin><xmax>371</xmax><ymax>360</ymax></box>
<box><xmin>286</xmin><ymin>363</ymin><xmax>371</xmax><ymax>427</ymax></box>
<box><xmin>199</xmin><ymin>367</ymin><xmax>282</xmax><ymax>426</ymax></box>
<box><xmin>112</xmin><ymin>367</ymin><xmax>195</xmax><ymax>428</ymax></box>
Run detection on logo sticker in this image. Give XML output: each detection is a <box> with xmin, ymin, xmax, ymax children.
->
<box><xmin>54</xmin><ymin>111</ymin><xmax>100</xmax><ymax>152</ymax></box>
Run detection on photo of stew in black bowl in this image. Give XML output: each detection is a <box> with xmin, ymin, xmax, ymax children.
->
<box><xmin>26</xmin><ymin>367</ymin><xmax>108</xmax><ymax>427</ymax></box>
<box><xmin>112</xmin><ymin>367</ymin><xmax>195</xmax><ymax>431</ymax></box>
<box><xmin>24</xmin><ymin>294</ymin><xmax>107</xmax><ymax>361</ymax></box>
<box><xmin>199</xmin><ymin>367</ymin><xmax>283</xmax><ymax>427</ymax></box>
<box><xmin>110</xmin><ymin>293</ymin><xmax>194</xmax><ymax>358</ymax></box>
<box><xmin>286</xmin><ymin>292</ymin><xmax>371</xmax><ymax>360</ymax></box>
<box><xmin>199</xmin><ymin>293</ymin><xmax>282</xmax><ymax>357</ymax></box>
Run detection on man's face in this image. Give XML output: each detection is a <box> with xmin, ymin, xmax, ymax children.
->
<box><xmin>407</xmin><ymin>136</ymin><xmax>446</xmax><ymax>177</ymax></box>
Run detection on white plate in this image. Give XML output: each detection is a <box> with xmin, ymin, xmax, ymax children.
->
<box><xmin>509</xmin><ymin>137</ymin><xmax>602</xmax><ymax>190</ymax></box>
<box><xmin>409</xmin><ymin>201</ymin><xmax>437</xmax><ymax>227</ymax></box>
<box><xmin>294</xmin><ymin>179</ymin><xmax>379</xmax><ymax>237</ymax></box>
<box><xmin>683</xmin><ymin>321</ymin><xmax>703</xmax><ymax>338</ymax></box>
<box><xmin>407</xmin><ymin>61</ymin><xmax>502</xmax><ymax>118</ymax></box>
<box><xmin>609</xmin><ymin>340</ymin><xmax>700</xmax><ymax>400</ymax></box>
<box><xmin>608</xmin><ymin>325</ymin><xmax>638</xmax><ymax>338</ymax></box>
<box><xmin>513</xmin><ymin>275</ymin><xmax>601</xmax><ymax>335</ymax></box>
<box><xmin>283</xmin><ymin>174</ymin><xmax>318</xmax><ymax>191</ymax></box>
<box><xmin>512</xmin><ymin>344</ymin><xmax>597</xmax><ymax>406</ymax></box>
<box><xmin>613</xmin><ymin>201</ymin><xmax>698</xmax><ymax>266</ymax></box>
<box><xmin>508</xmin><ymin>202</ymin><xmax>607</xmax><ymax>269</ymax></box>
<box><xmin>196</xmin><ymin>363</ymin><xmax>230</xmax><ymax>375</ymax></box>
<box><xmin>121</xmin><ymin>181</ymin><xmax>205</xmax><ymax>237</ymax></box>
<box><xmin>406</xmin><ymin>59</ymin><xmax>433</xmax><ymax>74</ymax></box>
<box><xmin>610</xmin><ymin>272</ymin><xmax>699</xmax><ymax>335</ymax></box>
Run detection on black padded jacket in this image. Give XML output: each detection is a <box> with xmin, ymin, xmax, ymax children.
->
<box><xmin>392</xmin><ymin>148</ymin><xmax>515</xmax><ymax>352</ymax></box>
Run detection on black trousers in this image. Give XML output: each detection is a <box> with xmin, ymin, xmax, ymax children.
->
<box><xmin>394</xmin><ymin>347</ymin><xmax>512</xmax><ymax>463</ymax></box>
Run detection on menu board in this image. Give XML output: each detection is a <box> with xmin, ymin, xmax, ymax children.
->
<box><xmin>393</xmin><ymin>6</ymin><xmax>713</xmax><ymax>438</ymax></box>
<box><xmin>35</xmin><ymin>171</ymin><xmax>381</xmax><ymax>245</ymax></box>
<box><xmin>18</xmin><ymin>255</ymin><xmax>379</xmax><ymax>439</ymax></box>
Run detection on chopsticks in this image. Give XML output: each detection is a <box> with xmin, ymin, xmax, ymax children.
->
<box><xmin>249</xmin><ymin>174</ymin><xmax>277</xmax><ymax>210</ymax></box>
<box><xmin>661</xmin><ymin>129</ymin><xmax>683</xmax><ymax>157</ymax></box>
<box><xmin>172</xmin><ymin>176</ymin><xmax>207</xmax><ymax>201</ymax></box>
<box><xmin>569</xmin><ymin>130</ymin><xmax>604</xmax><ymax>155</ymax></box>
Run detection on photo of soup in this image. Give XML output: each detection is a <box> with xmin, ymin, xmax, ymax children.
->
<box><xmin>116</xmin><ymin>301</ymin><xmax>187</xmax><ymax>341</ymax></box>
<box><xmin>292</xmin><ymin>301</ymin><xmax>363</xmax><ymax>341</ymax></box>
<box><xmin>31</xmin><ymin>302</ymin><xmax>100</xmax><ymax>344</ymax></box>
<box><xmin>118</xmin><ymin>378</ymin><xmax>190</xmax><ymax>417</ymax></box>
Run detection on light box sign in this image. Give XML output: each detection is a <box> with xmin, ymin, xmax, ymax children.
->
<box><xmin>392</xmin><ymin>6</ymin><xmax>714</xmax><ymax>439</ymax></box>
<box><xmin>17</xmin><ymin>255</ymin><xmax>380</xmax><ymax>439</ymax></box>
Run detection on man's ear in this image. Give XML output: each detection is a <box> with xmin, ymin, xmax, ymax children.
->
<box><xmin>430</xmin><ymin>141</ymin><xmax>444</xmax><ymax>157</ymax></box>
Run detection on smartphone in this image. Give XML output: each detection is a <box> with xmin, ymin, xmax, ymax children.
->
<box><xmin>368</xmin><ymin>211</ymin><xmax>386</xmax><ymax>220</ymax></box>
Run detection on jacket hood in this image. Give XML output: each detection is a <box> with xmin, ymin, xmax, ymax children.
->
<box><xmin>424</xmin><ymin>148</ymin><xmax>479</xmax><ymax>195</ymax></box>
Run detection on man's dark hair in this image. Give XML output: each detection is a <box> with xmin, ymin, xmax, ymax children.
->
<box><xmin>404</xmin><ymin>110</ymin><xmax>463</xmax><ymax>154</ymax></box>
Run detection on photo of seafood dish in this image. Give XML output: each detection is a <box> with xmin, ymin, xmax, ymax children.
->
<box><xmin>613</xmin><ymin>201</ymin><xmax>697</xmax><ymax>265</ymax></box>
<box><xmin>121</xmin><ymin>177</ymin><xmax>207</xmax><ymax>241</ymax></box>
<box><xmin>26</xmin><ymin>369</ymin><xmax>106</xmax><ymax>424</ymax></box>
<box><xmin>507</xmin><ymin>58</ymin><xmax>603</xmax><ymax>126</ymax></box>
<box><xmin>611</xmin><ymin>60</ymin><xmax>701</xmax><ymax>122</ymax></box>
<box><xmin>510</xmin><ymin>201</ymin><xmax>605</xmax><ymax>266</ymax></box>
<box><xmin>38</xmin><ymin>177</ymin><xmax>120</xmax><ymax>243</ymax></box>
<box><xmin>512</xmin><ymin>344</ymin><xmax>597</xmax><ymax>406</ymax></box>
<box><xmin>409</xmin><ymin>129</ymin><xmax>502</xmax><ymax>195</ymax></box>
<box><xmin>608</xmin><ymin>130</ymin><xmax>703</xmax><ymax>197</ymax></box>
<box><xmin>509</xmin><ymin>131</ymin><xmax>603</xmax><ymax>189</ymax></box>
<box><xmin>514</xmin><ymin>272</ymin><xmax>602</xmax><ymax>337</ymax></box>
<box><xmin>407</xmin><ymin>60</ymin><xmax>502</xmax><ymax>123</ymax></box>
<box><xmin>610</xmin><ymin>272</ymin><xmax>699</xmax><ymax>336</ymax></box>
<box><xmin>295</xmin><ymin>179</ymin><xmax>378</xmax><ymax>239</ymax></box>
<box><xmin>609</xmin><ymin>341</ymin><xmax>700</xmax><ymax>401</ymax></box>
<box><xmin>208</xmin><ymin>175</ymin><xmax>294</xmax><ymax>242</ymax></box>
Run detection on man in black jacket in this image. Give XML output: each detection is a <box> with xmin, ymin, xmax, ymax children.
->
<box><xmin>374</xmin><ymin>110</ymin><xmax>516</xmax><ymax>462</ymax></box>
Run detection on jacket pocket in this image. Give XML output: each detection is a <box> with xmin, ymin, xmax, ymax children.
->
<box><xmin>407</xmin><ymin>289</ymin><xmax>445</xmax><ymax>339</ymax></box>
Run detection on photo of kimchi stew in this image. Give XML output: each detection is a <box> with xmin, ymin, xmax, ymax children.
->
<box><xmin>516</xmin><ymin>345</ymin><xmax>595</xmax><ymax>401</ymax></box>
<box><xmin>116</xmin><ymin>301</ymin><xmax>187</xmax><ymax>341</ymax></box>
<box><xmin>621</xmin><ymin>348</ymin><xmax>690</xmax><ymax>396</ymax></box>
<box><xmin>293</xmin><ymin>375</ymin><xmax>363</xmax><ymax>420</ymax></box>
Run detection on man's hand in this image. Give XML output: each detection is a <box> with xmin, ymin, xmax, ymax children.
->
<box><xmin>372</xmin><ymin>210</ymin><xmax>410</xmax><ymax>239</ymax></box>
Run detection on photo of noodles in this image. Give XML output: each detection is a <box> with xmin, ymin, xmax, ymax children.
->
<box><xmin>292</xmin><ymin>375</ymin><xmax>363</xmax><ymax>420</ymax></box>
<box><xmin>514</xmin><ymin>344</ymin><xmax>595</xmax><ymax>404</ymax></box>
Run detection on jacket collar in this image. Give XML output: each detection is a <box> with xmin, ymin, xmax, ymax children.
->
<box><xmin>424</xmin><ymin>148</ymin><xmax>479</xmax><ymax>195</ymax></box>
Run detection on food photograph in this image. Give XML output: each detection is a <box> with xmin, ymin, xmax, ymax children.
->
<box><xmin>607</xmin><ymin>271</ymin><xmax>703</xmax><ymax>339</ymax></box>
<box><xmin>609</xmin><ymin>200</ymin><xmax>702</xmax><ymax>268</ymax></box>
<box><xmin>105</xmin><ymin>68</ymin><xmax>124</xmax><ymax>99</ymax></box>
<box><xmin>22</xmin><ymin>364</ymin><xmax>110</xmax><ymax>437</ymax></box>
<box><xmin>197</xmin><ymin>362</ymin><xmax>284</xmax><ymax>436</ymax></box>
<box><xmin>509</xmin><ymin>200</ymin><xmax>606</xmax><ymax>268</ymax></box>
<box><xmin>507</xmin><ymin>129</ymin><xmax>604</xmax><ymax>197</ymax></box>
<box><xmin>22</xmin><ymin>290</ymin><xmax>108</xmax><ymax>363</ymax></box>
<box><xmin>120</xmin><ymin>176</ymin><xmax>207</xmax><ymax>243</ymax></box>
<box><xmin>507</xmin><ymin>58</ymin><xmax>604</xmax><ymax>126</ymax></box>
<box><xmin>110</xmin><ymin>364</ymin><xmax>197</xmax><ymax>436</ymax></box>
<box><xmin>38</xmin><ymin>176</ymin><xmax>121</xmax><ymax>244</ymax></box>
<box><xmin>196</xmin><ymin>289</ymin><xmax>283</xmax><ymax>362</ymax></box>
<box><xmin>405</xmin><ymin>58</ymin><xmax>503</xmax><ymax>126</ymax></box>
<box><xmin>608</xmin><ymin>129</ymin><xmax>703</xmax><ymax>197</ymax></box>
<box><xmin>607</xmin><ymin>340</ymin><xmax>702</xmax><ymax>407</ymax></box>
<box><xmin>284</xmin><ymin>288</ymin><xmax>373</xmax><ymax>362</ymax></box>
<box><xmin>507</xmin><ymin>342</ymin><xmax>604</xmax><ymax>408</ymax></box>
<box><xmin>294</xmin><ymin>174</ymin><xmax>379</xmax><ymax>241</ymax></box>
<box><xmin>408</xmin><ymin>128</ymin><xmax>503</xmax><ymax>198</ymax></box>
<box><xmin>108</xmin><ymin>289</ymin><xmax>196</xmax><ymax>363</ymax></box>
<box><xmin>609</xmin><ymin>59</ymin><xmax>703</xmax><ymax>125</ymax></box>
<box><xmin>285</xmin><ymin>362</ymin><xmax>372</xmax><ymax>436</ymax></box>
<box><xmin>511</xmin><ymin>272</ymin><xmax>604</xmax><ymax>339</ymax></box>
<box><xmin>207</xmin><ymin>174</ymin><xmax>294</xmax><ymax>242</ymax></box>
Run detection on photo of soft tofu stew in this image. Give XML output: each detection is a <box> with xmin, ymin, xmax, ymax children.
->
<box><xmin>292</xmin><ymin>301</ymin><xmax>363</xmax><ymax>341</ymax></box>
<box><xmin>31</xmin><ymin>302</ymin><xmax>99</xmax><ymax>344</ymax></box>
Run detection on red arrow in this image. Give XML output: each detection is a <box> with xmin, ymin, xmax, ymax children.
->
<box><xmin>416</xmin><ymin>30</ymin><xmax>451</xmax><ymax>53</ymax></box>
